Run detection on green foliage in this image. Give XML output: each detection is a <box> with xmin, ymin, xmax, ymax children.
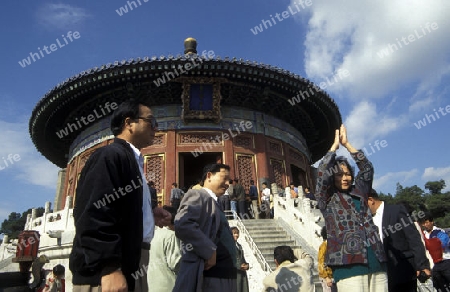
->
<box><xmin>0</xmin><ymin>207</ymin><xmax>45</xmax><ymax>239</ymax></box>
<box><xmin>425</xmin><ymin>179</ymin><xmax>446</xmax><ymax>195</ymax></box>
<box><xmin>393</xmin><ymin>183</ymin><xmax>426</xmax><ymax>212</ymax></box>
<box><xmin>377</xmin><ymin>191</ymin><xmax>395</xmax><ymax>205</ymax></box>
<box><xmin>425</xmin><ymin>193</ymin><xmax>450</xmax><ymax>219</ymax></box>
<box><xmin>387</xmin><ymin>180</ymin><xmax>449</xmax><ymax>227</ymax></box>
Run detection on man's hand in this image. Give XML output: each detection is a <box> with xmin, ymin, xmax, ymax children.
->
<box><xmin>101</xmin><ymin>269</ymin><xmax>127</xmax><ymax>292</ymax></box>
<box><xmin>153</xmin><ymin>207</ymin><xmax>172</xmax><ymax>227</ymax></box>
<box><xmin>417</xmin><ymin>268</ymin><xmax>432</xmax><ymax>276</ymax></box>
<box><xmin>240</xmin><ymin>263</ymin><xmax>249</xmax><ymax>271</ymax></box>
<box><xmin>325</xmin><ymin>277</ymin><xmax>333</xmax><ymax>287</ymax></box>
<box><xmin>204</xmin><ymin>250</ymin><xmax>216</xmax><ymax>270</ymax></box>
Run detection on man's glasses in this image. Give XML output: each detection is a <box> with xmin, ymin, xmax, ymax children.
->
<box><xmin>137</xmin><ymin>116</ymin><xmax>158</xmax><ymax>130</ymax></box>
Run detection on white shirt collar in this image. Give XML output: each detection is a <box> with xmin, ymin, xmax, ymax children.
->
<box><xmin>126</xmin><ymin>141</ymin><xmax>142</xmax><ymax>161</ymax></box>
<box><xmin>373</xmin><ymin>201</ymin><xmax>384</xmax><ymax>243</ymax></box>
<box><xmin>203</xmin><ymin>187</ymin><xmax>218</xmax><ymax>201</ymax></box>
<box><xmin>375</xmin><ymin>201</ymin><xmax>384</xmax><ymax>217</ymax></box>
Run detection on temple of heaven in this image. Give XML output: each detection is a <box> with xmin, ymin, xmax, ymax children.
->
<box><xmin>29</xmin><ymin>37</ymin><xmax>342</xmax><ymax>208</ymax></box>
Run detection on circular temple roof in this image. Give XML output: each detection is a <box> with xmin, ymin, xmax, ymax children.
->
<box><xmin>30</xmin><ymin>52</ymin><xmax>342</xmax><ymax>168</ymax></box>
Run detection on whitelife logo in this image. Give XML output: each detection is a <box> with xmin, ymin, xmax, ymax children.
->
<box><xmin>287</xmin><ymin>69</ymin><xmax>350</xmax><ymax>106</ymax></box>
<box><xmin>0</xmin><ymin>154</ymin><xmax>21</xmax><ymax>171</ymax></box>
<box><xmin>55</xmin><ymin>102</ymin><xmax>118</xmax><ymax>139</ymax></box>
<box><xmin>18</xmin><ymin>31</ymin><xmax>81</xmax><ymax>68</ymax></box>
<box><xmin>414</xmin><ymin>104</ymin><xmax>450</xmax><ymax>129</ymax></box>
<box><xmin>152</xmin><ymin>50</ymin><xmax>215</xmax><ymax>87</ymax></box>
<box><xmin>190</xmin><ymin>121</ymin><xmax>253</xmax><ymax>157</ymax></box>
<box><xmin>250</xmin><ymin>0</ymin><xmax>312</xmax><ymax>35</ymax></box>
<box><xmin>376</xmin><ymin>22</ymin><xmax>439</xmax><ymax>58</ymax></box>
<box><xmin>115</xmin><ymin>0</ymin><xmax>149</xmax><ymax>16</ymax></box>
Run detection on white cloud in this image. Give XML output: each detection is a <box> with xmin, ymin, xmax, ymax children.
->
<box><xmin>373</xmin><ymin>169</ymin><xmax>419</xmax><ymax>193</ymax></box>
<box><xmin>36</xmin><ymin>4</ymin><xmax>90</xmax><ymax>30</ymax></box>
<box><xmin>422</xmin><ymin>166</ymin><xmax>450</xmax><ymax>192</ymax></box>
<box><xmin>296</xmin><ymin>0</ymin><xmax>450</xmax><ymax>99</ymax></box>
<box><xmin>344</xmin><ymin>101</ymin><xmax>407</xmax><ymax>148</ymax></box>
<box><xmin>292</xmin><ymin>1</ymin><xmax>450</xmax><ymax>154</ymax></box>
<box><xmin>0</xmin><ymin>120</ymin><xmax>59</xmax><ymax>189</ymax></box>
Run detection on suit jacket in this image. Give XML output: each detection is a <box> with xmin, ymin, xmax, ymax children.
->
<box><xmin>69</xmin><ymin>138</ymin><xmax>143</xmax><ymax>290</ymax></box>
<box><xmin>173</xmin><ymin>188</ymin><xmax>221</xmax><ymax>292</ymax></box>
<box><xmin>382</xmin><ymin>204</ymin><xmax>430</xmax><ymax>284</ymax></box>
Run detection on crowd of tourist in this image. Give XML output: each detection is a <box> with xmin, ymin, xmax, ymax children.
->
<box><xmin>67</xmin><ymin>100</ymin><xmax>449</xmax><ymax>292</ymax></box>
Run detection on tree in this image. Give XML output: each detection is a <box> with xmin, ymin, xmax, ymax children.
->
<box><xmin>393</xmin><ymin>183</ymin><xmax>426</xmax><ymax>212</ymax></box>
<box><xmin>377</xmin><ymin>191</ymin><xmax>396</xmax><ymax>205</ymax></box>
<box><xmin>426</xmin><ymin>193</ymin><xmax>450</xmax><ymax>219</ymax></box>
<box><xmin>425</xmin><ymin>179</ymin><xmax>446</xmax><ymax>195</ymax></box>
<box><xmin>0</xmin><ymin>208</ymin><xmax>45</xmax><ymax>239</ymax></box>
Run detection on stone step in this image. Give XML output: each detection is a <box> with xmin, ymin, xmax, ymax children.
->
<box><xmin>258</xmin><ymin>245</ymin><xmax>298</xmax><ymax>255</ymax></box>
<box><xmin>243</xmin><ymin>219</ymin><xmax>278</xmax><ymax>225</ymax></box>
<box><xmin>248</xmin><ymin>233</ymin><xmax>288</xmax><ymax>239</ymax></box>
<box><xmin>252</xmin><ymin>238</ymin><xmax>293</xmax><ymax>244</ymax></box>
<box><xmin>256</xmin><ymin>242</ymin><xmax>298</xmax><ymax>249</ymax></box>
<box><xmin>245</xmin><ymin>229</ymin><xmax>284</xmax><ymax>234</ymax></box>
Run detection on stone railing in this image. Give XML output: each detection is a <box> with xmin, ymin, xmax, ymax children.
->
<box><xmin>227</xmin><ymin>211</ymin><xmax>272</xmax><ymax>273</ymax></box>
<box><xmin>271</xmin><ymin>184</ymin><xmax>323</xmax><ymax>252</ymax></box>
<box><xmin>24</xmin><ymin>196</ymin><xmax>75</xmax><ymax>249</ymax></box>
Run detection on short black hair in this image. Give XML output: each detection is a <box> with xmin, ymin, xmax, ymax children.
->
<box><xmin>201</xmin><ymin>163</ymin><xmax>230</xmax><ymax>184</ymax></box>
<box><xmin>262</xmin><ymin>182</ymin><xmax>267</xmax><ymax>186</ymax></box>
<box><xmin>147</xmin><ymin>181</ymin><xmax>155</xmax><ymax>187</ymax></box>
<box><xmin>230</xmin><ymin>226</ymin><xmax>239</xmax><ymax>233</ymax></box>
<box><xmin>110</xmin><ymin>99</ymin><xmax>152</xmax><ymax>136</ymax></box>
<box><xmin>420</xmin><ymin>212</ymin><xmax>434</xmax><ymax>223</ymax></box>
<box><xmin>172</xmin><ymin>182</ymin><xmax>178</xmax><ymax>187</ymax></box>
<box><xmin>369</xmin><ymin>189</ymin><xmax>380</xmax><ymax>200</ymax></box>
<box><xmin>274</xmin><ymin>246</ymin><xmax>297</xmax><ymax>264</ymax></box>
<box><xmin>234</xmin><ymin>178</ymin><xmax>239</xmax><ymax>183</ymax></box>
<box><xmin>52</xmin><ymin>264</ymin><xmax>65</xmax><ymax>276</ymax></box>
<box><xmin>163</xmin><ymin>205</ymin><xmax>177</xmax><ymax>225</ymax></box>
<box><xmin>250</xmin><ymin>180</ymin><xmax>254</xmax><ymax>184</ymax></box>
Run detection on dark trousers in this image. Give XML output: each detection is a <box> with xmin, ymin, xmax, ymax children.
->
<box><xmin>238</xmin><ymin>201</ymin><xmax>246</xmax><ymax>219</ymax></box>
<box><xmin>171</xmin><ymin>198</ymin><xmax>180</xmax><ymax>210</ymax></box>
<box><xmin>218</xmin><ymin>195</ymin><xmax>230</xmax><ymax>212</ymax></box>
<box><xmin>433</xmin><ymin>260</ymin><xmax>450</xmax><ymax>292</ymax></box>
<box><xmin>389</xmin><ymin>280</ymin><xmax>416</xmax><ymax>292</ymax></box>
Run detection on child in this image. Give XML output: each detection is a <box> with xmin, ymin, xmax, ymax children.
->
<box><xmin>231</xmin><ymin>227</ymin><xmax>249</xmax><ymax>292</ymax></box>
<box><xmin>318</xmin><ymin>226</ymin><xmax>337</xmax><ymax>292</ymax></box>
<box><xmin>42</xmin><ymin>264</ymin><xmax>65</xmax><ymax>292</ymax></box>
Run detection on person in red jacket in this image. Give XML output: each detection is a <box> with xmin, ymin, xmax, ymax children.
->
<box><xmin>424</xmin><ymin>233</ymin><xmax>450</xmax><ymax>291</ymax></box>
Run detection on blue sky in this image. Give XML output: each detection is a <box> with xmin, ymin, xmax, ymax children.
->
<box><xmin>0</xmin><ymin>0</ymin><xmax>449</xmax><ymax>224</ymax></box>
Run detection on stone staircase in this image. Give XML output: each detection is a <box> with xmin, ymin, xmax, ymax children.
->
<box><xmin>242</xmin><ymin>219</ymin><xmax>323</xmax><ymax>291</ymax></box>
<box><xmin>242</xmin><ymin>219</ymin><xmax>302</xmax><ymax>270</ymax></box>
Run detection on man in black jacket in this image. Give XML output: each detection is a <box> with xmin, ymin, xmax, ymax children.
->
<box><xmin>69</xmin><ymin>100</ymin><xmax>171</xmax><ymax>292</ymax></box>
<box><xmin>367</xmin><ymin>189</ymin><xmax>431</xmax><ymax>292</ymax></box>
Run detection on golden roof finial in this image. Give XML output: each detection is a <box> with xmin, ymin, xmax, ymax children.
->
<box><xmin>184</xmin><ymin>37</ymin><xmax>197</xmax><ymax>55</ymax></box>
